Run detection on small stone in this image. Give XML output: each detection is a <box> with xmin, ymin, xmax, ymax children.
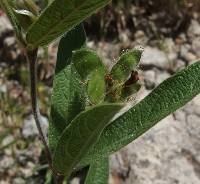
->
<box><xmin>87</xmin><ymin>41</ymin><xmax>95</xmax><ymax>49</ymax></box>
<box><xmin>192</xmin><ymin>37</ymin><xmax>200</xmax><ymax>57</ymax></box>
<box><xmin>155</xmin><ymin>70</ymin><xmax>170</xmax><ymax>85</ymax></box>
<box><xmin>143</xmin><ymin>70</ymin><xmax>156</xmax><ymax>90</ymax></box>
<box><xmin>186</xmin><ymin>52</ymin><xmax>197</xmax><ymax>61</ymax></box>
<box><xmin>0</xmin><ymin>156</ymin><xmax>14</xmax><ymax>172</ymax></box>
<box><xmin>0</xmin><ymin>84</ymin><xmax>7</xmax><ymax>93</ymax></box>
<box><xmin>3</xmin><ymin>36</ymin><xmax>20</xmax><ymax>61</ymax></box>
<box><xmin>134</xmin><ymin>30</ymin><xmax>145</xmax><ymax>38</ymax></box>
<box><xmin>180</xmin><ymin>44</ymin><xmax>191</xmax><ymax>61</ymax></box>
<box><xmin>119</xmin><ymin>30</ymin><xmax>131</xmax><ymax>43</ymax></box>
<box><xmin>188</xmin><ymin>20</ymin><xmax>200</xmax><ymax>38</ymax></box>
<box><xmin>134</xmin><ymin>30</ymin><xmax>148</xmax><ymax>45</ymax></box>
<box><xmin>186</xmin><ymin>114</ymin><xmax>200</xmax><ymax>139</ymax></box>
<box><xmin>110</xmin><ymin>153</ymin><xmax>130</xmax><ymax>178</ymax></box>
<box><xmin>22</xmin><ymin>115</ymin><xmax>49</xmax><ymax>140</ymax></box>
<box><xmin>2</xmin><ymin>135</ymin><xmax>14</xmax><ymax>146</ymax></box>
<box><xmin>20</xmin><ymin>166</ymin><xmax>33</xmax><ymax>178</ymax></box>
<box><xmin>12</xmin><ymin>178</ymin><xmax>25</xmax><ymax>184</ymax></box>
<box><xmin>0</xmin><ymin>16</ymin><xmax>13</xmax><ymax>39</ymax></box>
<box><xmin>173</xmin><ymin>59</ymin><xmax>186</xmax><ymax>72</ymax></box>
<box><xmin>71</xmin><ymin>178</ymin><xmax>80</xmax><ymax>184</ymax></box>
<box><xmin>4</xmin><ymin>37</ymin><xmax>16</xmax><ymax>48</ymax></box>
<box><xmin>164</xmin><ymin>38</ymin><xmax>178</xmax><ymax>61</ymax></box>
<box><xmin>173</xmin><ymin>110</ymin><xmax>186</xmax><ymax>122</ymax></box>
<box><xmin>141</xmin><ymin>47</ymin><xmax>170</xmax><ymax>69</ymax></box>
<box><xmin>183</xmin><ymin>99</ymin><xmax>200</xmax><ymax>116</ymax></box>
<box><xmin>17</xmin><ymin>154</ymin><xmax>28</xmax><ymax>166</ymax></box>
<box><xmin>193</xmin><ymin>95</ymin><xmax>200</xmax><ymax>106</ymax></box>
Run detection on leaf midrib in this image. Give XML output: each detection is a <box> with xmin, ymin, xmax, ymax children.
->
<box><xmin>27</xmin><ymin>0</ymin><xmax>108</xmax><ymax>47</ymax></box>
<box><xmin>62</xmin><ymin>113</ymin><xmax>111</xmax><ymax>175</ymax></box>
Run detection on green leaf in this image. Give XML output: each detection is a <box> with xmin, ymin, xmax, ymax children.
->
<box><xmin>52</xmin><ymin>104</ymin><xmax>123</xmax><ymax>176</ymax></box>
<box><xmin>44</xmin><ymin>170</ymin><xmax>52</xmax><ymax>184</ymax></box>
<box><xmin>87</xmin><ymin>68</ymin><xmax>106</xmax><ymax>104</ymax></box>
<box><xmin>85</xmin><ymin>157</ymin><xmax>109</xmax><ymax>184</ymax></box>
<box><xmin>49</xmin><ymin>24</ymin><xmax>86</xmax><ymax>150</ymax></box>
<box><xmin>72</xmin><ymin>49</ymin><xmax>105</xmax><ymax>80</ymax></box>
<box><xmin>80</xmin><ymin>60</ymin><xmax>200</xmax><ymax>165</ymax></box>
<box><xmin>0</xmin><ymin>0</ymin><xmax>21</xmax><ymax>39</ymax></box>
<box><xmin>44</xmin><ymin>0</ymin><xmax>53</xmax><ymax>6</ymax></box>
<box><xmin>23</xmin><ymin>0</ymin><xmax>40</xmax><ymax>15</ymax></box>
<box><xmin>14</xmin><ymin>9</ymin><xmax>37</xmax><ymax>31</ymax></box>
<box><xmin>72</xmin><ymin>49</ymin><xmax>106</xmax><ymax>104</ymax></box>
<box><xmin>110</xmin><ymin>49</ymin><xmax>142</xmax><ymax>82</ymax></box>
<box><xmin>121</xmin><ymin>82</ymin><xmax>141</xmax><ymax>100</ymax></box>
<box><xmin>106</xmin><ymin>49</ymin><xmax>142</xmax><ymax>102</ymax></box>
<box><xmin>26</xmin><ymin>0</ymin><xmax>111</xmax><ymax>48</ymax></box>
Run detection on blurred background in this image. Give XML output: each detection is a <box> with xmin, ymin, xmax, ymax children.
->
<box><xmin>0</xmin><ymin>0</ymin><xmax>200</xmax><ymax>183</ymax></box>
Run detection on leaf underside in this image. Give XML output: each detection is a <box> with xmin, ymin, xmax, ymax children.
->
<box><xmin>49</xmin><ymin>24</ymin><xmax>86</xmax><ymax>150</ymax></box>
<box><xmin>53</xmin><ymin>104</ymin><xmax>123</xmax><ymax>176</ymax></box>
<box><xmin>79</xmin><ymin>60</ymin><xmax>200</xmax><ymax>166</ymax></box>
<box><xmin>85</xmin><ymin>157</ymin><xmax>109</xmax><ymax>184</ymax></box>
<box><xmin>26</xmin><ymin>0</ymin><xmax>111</xmax><ymax>47</ymax></box>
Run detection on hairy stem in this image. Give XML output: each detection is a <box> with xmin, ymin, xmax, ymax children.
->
<box><xmin>27</xmin><ymin>49</ymin><xmax>55</xmax><ymax>168</ymax></box>
<box><xmin>27</xmin><ymin>49</ymin><xmax>66</xmax><ymax>183</ymax></box>
<box><xmin>26</xmin><ymin>49</ymin><xmax>53</xmax><ymax>169</ymax></box>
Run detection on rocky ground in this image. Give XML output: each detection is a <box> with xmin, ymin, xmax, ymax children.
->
<box><xmin>0</xmin><ymin>2</ymin><xmax>200</xmax><ymax>184</ymax></box>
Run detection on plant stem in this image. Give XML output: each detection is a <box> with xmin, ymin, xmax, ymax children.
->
<box><xmin>27</xmin><ymin>49</ymin><xmax>65</xmax><ymax>183</ymax></box>
<box><xmin>26</xmin><ymin>49</ymin><xmax>53</xmax><ymax>168</ymax></box>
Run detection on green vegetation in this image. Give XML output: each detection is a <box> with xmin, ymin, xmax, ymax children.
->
<box><xmin>1</xmin><ymin>0</ymin><xmax>200</xmax><ymax>183</ymax></box>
